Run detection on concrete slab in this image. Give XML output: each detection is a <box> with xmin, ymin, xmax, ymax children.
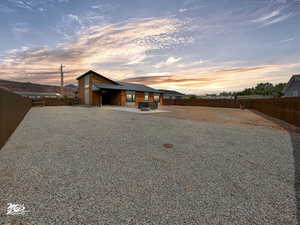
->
<box><xmin>102</xmin><ymin>106</ymin><xmax>170</xmax><ymax>114</ymax></box>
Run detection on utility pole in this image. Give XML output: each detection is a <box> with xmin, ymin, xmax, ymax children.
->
<box><xmin>60</xmin><ymin>64</ymin><xmax>64</xmax><ymax>97</ymax></box>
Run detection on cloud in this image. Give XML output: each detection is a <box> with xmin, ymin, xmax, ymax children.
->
<box><xmin>120</xmin><ymin>63</ymin><xmax>300</xmax><ymax>94</ymax></box>
<box><xmin>251</xmin><ymin>2</ymin><xmax>296</xmax><ymax>27</ymax></box>
<box><xmin>56</xmin><ymin>14</ymin><xmax>83</xmax><ymax>38</ymax></box>
<box><xmin>11</xmin><ymin>22</ymin><xmax>31</xmax><ymax>40</ymax></box>
<box><xmin>0</xmin><ymin>17</ymin><xmax>191</xmax><ymax>84</ymax></box>
<box><xmin>125</xmin><ymin>55</ymin><xmax>147</xmax><ymax>65</ymax></box>
<box><xmin>153</xmin><ymin>57</ymin><xmax>182</xmax><ymax>68</ymax></box>
<box><xmin>0</xmin><ymin>5</ymin><xmax>15</xmax><ymax>13</ymax></box>
<box><xmin>122</xmin><ymin>65</ymin><xmax>277</xmax><ymax>86</ymax></box>
<box><xmin>55</xmin><ymin>3</ymin><xmax>118</xmax><ymax>38</ymax></box>
<box><xmin>252</xmin><ymin>10</ymin><xmax>281</xmax><ymax>23</ymax></box>
<box><xmin>177</xmin><ymin>60</ymin><xmax>205</xmax><ymax>68</ymax></box>
<box><xmin>2</xmin><ymin>0</ymin><xmax>69</xmax><ymax>12</ymax></box>
<box><xmin>12</xmin><ymin>22</ymin><xmax>31</xmax><ymax>34</ymax></box>
<box><xmin>91</xmin><ymin>2</ymin><xmax>115</xmax><ymax>12</ymax></box>
<box><xmin>145</xmin><ymin>72</ymin><xmax>171</xmax><ymax>76</ymax></box>
<box><xmin>279</xmin><ymin>37</ymin><xmax>296</xmax><ymax>43</ymax></box>
<box><xmin>179</xmin><ymin>8</ymin><xmax>188</xmax><ymax>13</ymax></box>
<box><xmin>1</xmin><ymin>6</ymin><xmax>299</xmax><ymax>95</ymax></box>
<box><xmin>261</xmin><ymin>12</ymin><xmax>294</xmax><ymax>26</ymax></box>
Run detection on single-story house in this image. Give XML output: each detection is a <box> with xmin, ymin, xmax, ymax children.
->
<box><xmin>284</xmin><ymin>74</ymin><xmax>300</xmax><ymax>97</ymax></box>
<box><xmin>77</xmin><ymin>70</ymin><xmax>164</xmax><ymax>106</ymax></box>
<box><xmin>158</xmin><ymin>89</ymin><xmax>186</xmax><ymax>99</ymax></box>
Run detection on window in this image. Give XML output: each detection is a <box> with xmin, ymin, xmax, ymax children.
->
<box><xmin>126</xmin><ymin>91</ymin><xmax>135</xmax><ymax>102</ymax></box>
<box><xmin>293</xmin><ymin>90</ymin><xmax>298</xmax><ymax>97</ymax></box>
<box><xmin>163</xmin><ymin>95</ymin><xmax>170</xmax><ymax>99</ymax></box>
<box><xmin>144</xmin><ymin>92</ymin><xmax>149</xmax><ymax>101</ymax></box>
<box><xmin>84</xmin><ymin>75</ymin><xmax>90</xmax><ymax>88</ymax></box>
<box><xmin>154</xmin><ymin>94</ymin><xmax>160</xmax><ymax>102</ymax></box>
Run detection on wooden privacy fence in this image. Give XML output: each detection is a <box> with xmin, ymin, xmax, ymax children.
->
<box><xmin>240</xmin><ymin>97</ymin><xmax>300</xmax><ymax>127</ymax></box>
<box><xmin>163</xmin><ymin>98</ymin><xmax>240</xmax><ymax>108</ymax></box>
<box><xmin>32</xmin><ymin>98</ymin><xmax>76</xmax><ymax>106</ymax></box>
<box><xmin>163</xmin><ymin>97</ymin><xmax>300</xmax><ymax>127</ymax></box>
<box><xmin>0</xmin><ymin>89</ymin><xmax>31</xmax><ymax>149</ymax></box>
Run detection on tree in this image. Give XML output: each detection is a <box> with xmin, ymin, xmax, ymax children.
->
<box><xmin>189</xmin><ymin>95</ymin><xmax>197</xmax><ymax>99</ymax></box>
<box><xmin>218</xmin><ymin>82</ymin><xmax>287</xmax><ymax>96</ymax></box>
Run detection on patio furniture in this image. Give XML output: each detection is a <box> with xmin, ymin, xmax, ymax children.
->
<box><xmin>138</xmin><ymin>101</ymin><xmax>158</xmax><ymax>110</ymax></box>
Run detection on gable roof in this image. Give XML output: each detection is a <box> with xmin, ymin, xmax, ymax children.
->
<box><xmin>158</xmin><ymin>89</ymin><xmax>185</xmax><ymax>96</ymax></box>
<box><xmin>78</xmin><ymin>70</ymin><xmax>163</xmax><ymax>93</ymax></box>
<box><xmin>118</xmin><ymin>82</ymin><xmax>161</xmax><ymax>93</ymax></box>
<box><xmin>284</xmin><ymin>74</ymin><xmax>300</xmax><ymax>92</ymax></box>
<box><xmin>288</xmin><ymin>74</ymin><xmax>300</xmax><ymax>84</ymax></box>
<box><xmin>93</xmin><ymin>81</ymin><xmax>162</xmax><ymax>93</ymax></box>
<box><xmin>76</xmin><ymin>70</ymin><xmax>119</xmax><ymax>85</ymax></box>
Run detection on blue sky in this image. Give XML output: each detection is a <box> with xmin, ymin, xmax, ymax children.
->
<box><xmin>0</xmin><ymin>0</ymin><xmax>300</xmax><ymax>94</ymax></box>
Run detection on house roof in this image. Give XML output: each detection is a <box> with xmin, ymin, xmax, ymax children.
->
<box><xmin>284</xmin><ymin>74</ymin><xmax>300</xmax><ymax>94</ymax></box>
<box><xmin>76</xmin><ymin>70</ymin><xmax>119</xmax><ymax>85</ymax></box>
<box><xmin>93</xmin><ymin>81</ymin><xmax>162</xmax><ymax>93</ymax></box>
<box><xmin>118</xmin><ymin>82</ymin><xmax>162</xmax><ymax>93</ymax></box>
<box><xmin>77</xmin><ymin>70</ymin><xmax>163</xmax><ymax>93</ymax></box>
<box><xmin>158</xmin><ymin>89</ymin><xmax>185</xmax><ymax>96</ymax></box>
<box><xmin>15</xmin><ymin>91</ymin><xmax>62</xmax><ymax>97</ymax></box>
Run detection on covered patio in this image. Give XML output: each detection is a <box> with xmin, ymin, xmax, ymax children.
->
<box><xmin>92</xmin><ymin>89</ymin><xmax>124</xmax><ymax>106</ymax></box>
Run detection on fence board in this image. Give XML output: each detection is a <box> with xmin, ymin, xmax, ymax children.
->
<box><xmin>32</xmin><ymin>98</ymin><xmax>76</xmax><ymax>106</ymax></box>
<box><xmin>163</xmin><ymin>99</ymin><xmax>240</xmax><ymax>108</ymax></box>
<box><xmin>163</xmin><ymin>97</ymin><xmax>300</xmax><ymax>127</ymax></box>
<box><xmin>0</xmin><ymin>89</ymin><xmax>31</xmax><ymax>149</ymax></box>
<box><xmin>240</xmin><ymin>97</ymin><xmax>300</xmax><ymax>127</ymax></box>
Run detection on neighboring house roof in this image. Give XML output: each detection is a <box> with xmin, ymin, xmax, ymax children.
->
<box><xmin>0</xmin><ymin>79</ymin><xmax>75</xmax><ymax>97</ymax></box>
<box><xmin>15</xmin><ymin>91</ymin><xmax>62</xmax><ymax>97</ymax></box>
<box><xmin>76</xmin><ymin>70</ymin><xmax>119</xmax><ymax>85</ymax></box>
<box><xmin>284</xmin><ymin>74</ymin><xmax>300</xmax><ymax>97</ymax></box>
<box><xmin>65</xmin><ymin>84</ymin><xmax>78</xmax><ymax>89</ymax></box>
<box><xmin>158</xmin><ymin>89</ymin><xmax>185</xmax><ymax>96</ymax></box>
<box><xmin>93</xmin><ymin>81</ymin><xmax>162</xmax><ymax>93</ymax></box>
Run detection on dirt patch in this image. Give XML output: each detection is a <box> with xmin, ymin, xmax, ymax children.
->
<box><xmin>150</xmin><ymin>105</ymin><xmax>300</xmax><ymax>132</ymax></box>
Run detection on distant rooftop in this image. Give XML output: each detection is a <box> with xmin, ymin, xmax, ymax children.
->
<box><xmin>158</xmin><ymin>89</ymin><xmax>185</xmax><ymax>96</ymax></box>
<box><xmin>15</xmin><ymin>91</ymin><xmax>62</xmax><ymax>97</ymax></box>
<box><xmin>284</xmin><ymin>74</ymin><xmax>300</xmax><ymax>97</ymax></box>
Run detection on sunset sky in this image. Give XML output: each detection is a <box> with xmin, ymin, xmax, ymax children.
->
<box><xmin>0</xmin><ymin>0</ymin><xmax>300</xmax><ymax>94</ymax></box>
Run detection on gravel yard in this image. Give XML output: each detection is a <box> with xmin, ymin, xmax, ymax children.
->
<box><xmin>0</xmin><ymin>106</ymin><xmax>299</xmax><ymax>225</ymax></box>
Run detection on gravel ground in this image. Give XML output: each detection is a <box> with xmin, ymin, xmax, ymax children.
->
<box><xmin>0</xmin><ymin>106</ymin><xmax>298</xmax><ymax>225</ymax></box>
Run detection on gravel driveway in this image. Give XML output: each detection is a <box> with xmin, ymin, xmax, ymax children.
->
<box><xmin>0</xmin><ymin>106</ymin><xmax>298</xmax><ymax>225</ymax></box>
